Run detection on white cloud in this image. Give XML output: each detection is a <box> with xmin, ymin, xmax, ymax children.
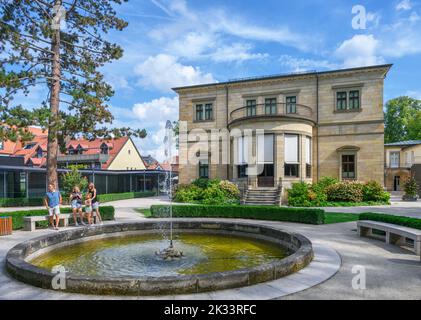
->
<box><xmin>334</xmin><ymin>34</ymin><xmax>385</xmax><ymax>68</ymax></box>
<box><xmin>406</xmin><ymin>90</ymin><xmax>421</xmax><ymax>99</ymax></box>
<box><xmin>134</xmin><ymin>54</ymin><xmax>216</xmax><ymax>92</ymax></box>
<box><xmin>279</xmin><ymin>55</ymin><xmax>339</xmax><ymax>72</ymax></box>
<box><xmin>148</xmin><ymin>1</ymin><xmax>317</xmax><ymax>57</ymax></box>
<box><xmin>409</xmin><ymin>11</ymin><xmax>420</xmax><ymax>22</ymax></box>
<box><xmin>210</xmin><ymin>43</ymin><xmax>268</xmax><ymax>63</ymax></box>
<box><xmin>140</xmin><ymin>121</ymin><xmax>177</xmax><ymax>162</ymax></box>
<box><xmin>132</xmin><ymin>96</ymin><xmax>179</xmax><ymax>122</ymax></box>
<box><xmin>168</xmin><ymin>32</ymin><xmax>216</xmax><ymax>59</ymax></box>
<box><xmin>396</xmin><ymin>0</ymin><xmax>412</xmax><ymax>11</ymax></box>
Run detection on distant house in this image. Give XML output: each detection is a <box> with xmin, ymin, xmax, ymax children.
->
<box><xmin>59</xmin><ymin>136</ymin><xmax>146</xmax><ymax>171</ymax></box>
<box><xmin>384</xmin><ymin>140</ymin><xmax>421</xmax><ymax>192</ymax></box>
<box><xmin>0</xmin><ymin>126</ymin><xmax>178</xmax><ymax>199</ymax></box>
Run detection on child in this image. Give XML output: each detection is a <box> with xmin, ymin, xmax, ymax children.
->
<box><xmin>70</xmin><ymin>186</ymin><xmax>84</xmax><ymax>226</ymax></box>
<box><xmin>44</xmin><ymin>184</ymin><xmax>62</xmax><ymax>230</ymax></box>
<box><xmin>84</xmin><ymin>192</ymin><xmax>93</xmax><ymax>225</ymax></box>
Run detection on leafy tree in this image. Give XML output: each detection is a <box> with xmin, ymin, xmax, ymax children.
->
<box><xmin>61</xmin><ymin>164</ymin><xmax>88</xmax><ymax>195</ymax></box>
<box><xmin>0</xmin><ymin>0</ymin><xmax>147</xmax><ymax>188</ymax></box>
<box><xmin>384</xmin><ymin>97</ymin><xmax>421</xmax><ymax>143</ymax></box>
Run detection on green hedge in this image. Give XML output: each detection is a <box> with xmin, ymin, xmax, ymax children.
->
<box><xmin>0</xmin><ymin>191</ymin><xmax>156</xmax><ymax>208</ymax></box>
<box><xmin>359</xmin><ymin>212</ymin><xmax>421</xmax><ymax>230</ymax></box>
<box><xmin>0</xmin><ymin>206</ymin><xmax>115</xmax><ymax>230</ymax></box>
<box><xmin>150</xmin><ymin>205</ymin><xmax>325</xmax><ymax>225</ymax></box>
<box><xmin>97</xmin><ymin>191</ymin><xmax>156</xmax><ymax>203</ymax></box>
<box><xmin>0</xmin><ymin>197</ymin><xmax>45</xmax><ymax>207</ymax></box>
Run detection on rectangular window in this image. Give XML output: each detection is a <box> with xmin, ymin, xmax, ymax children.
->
<box><xmin>306</xmin><ymin>164</ymin><xmax>312</xmax><ymax>178</ymax></box>
<box><xmin>285</xmin><ymin>164</ymin><xmax>299</xmax><ymax>177</ymax></box>
<box><xmin>205</xmin><ymin>103</ymin><xmax>213</xmax><ymax>120</ymax></box>
<box><xmin>349</xmin><ymin>90</ymin><xmax>360</xmax><ymax>109</ymax></box>
<box><xmin>265</xmin><ymin>98</ymin><xmax>277</xmax><ymax>115</ymax></box>
<box><xmin>199</xmin><ymin>161</ymin><xmax>209</xmax><ymax>178</ymax></box>
<box><xmin>246</xmin><ymin>99</ymin><xmax>256</xmax><ymax>117</ymax></box>
<box><xmin>238</xmin><ymin>164</ymin><xmax>248</xmax><ymax>178</ymax></box>
<box><xmin>342</xmin><ymin>154</ymin><xmax>356</xmax><ymax>179</ymax></box>
<box><xmin>305</xmin><ymin>136</ymin><xmax>311</xmax><ymax>178</ymax></box>
<box><xmin>195</xmin><ymin>104</ymin><xmax>203</xmax><ymax>121</ymax></box>
<box><xmin>336</xmin><ymin>92</ymin><xmax>347</xmax><ymax>110</ymax></box>
<box><xmin>286</xmin><ymin>96</ymin><xmax>297</xmax><ymax>114</ymax></box>
<box><xmin>390</xmin><ymin>152</ymin><xmax>400</xmax><ymax>168</ymax></box>
<box><xmin>285</xmin><ymin>134</ymin><xmax>299</xmax><ymax>177</ymax></box>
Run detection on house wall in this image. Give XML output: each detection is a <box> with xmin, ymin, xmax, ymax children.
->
<box><xmin>107</xmin><ymin>138</ymin><xmax>146</xmax><ymax>171</ymax></box>
<box><xmin>176</xmin><ymin>65</ymin><xmax>390</xmax><ymax>187</ymax></box>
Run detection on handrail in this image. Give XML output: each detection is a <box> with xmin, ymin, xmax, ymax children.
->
<box><xmin>229</xmin><ymin>102</ymin><xmax>315</xmax><ymax>124</ymax></box>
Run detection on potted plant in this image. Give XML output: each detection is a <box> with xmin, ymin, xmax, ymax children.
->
<box><xmin>402</xmin><ymin>177</ymin><xmax>419</xmax><ymax>201</ymax></box>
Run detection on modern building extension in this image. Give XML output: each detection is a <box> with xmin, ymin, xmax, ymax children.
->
<box><xmin>0</xmin><ymin>127</ymin><xmax>176</xmax><ymax>199</ymax></box>
<box><xmin>174</xmin><ymin>64</ymin><xmax>392</xmax><ymax>202</ymax></box>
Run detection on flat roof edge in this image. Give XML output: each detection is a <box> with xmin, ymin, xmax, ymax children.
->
<box><xmin>172</xmin><ymin>64</ymin><xmax>393</xmax><ymax>92</ymax></box>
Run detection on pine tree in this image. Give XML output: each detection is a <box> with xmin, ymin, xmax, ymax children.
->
<box><xmin>0</xmin><ymin>0</ymin><xmax>146</xmax><ymax>187</ymax></box>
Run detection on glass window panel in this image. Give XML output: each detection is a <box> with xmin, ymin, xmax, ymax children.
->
<box><xmin>286</xmin><ymin>96</ymin><xmax>297</xmax><ymax>114</ymax></box>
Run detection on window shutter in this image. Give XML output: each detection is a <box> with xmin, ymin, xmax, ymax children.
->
<box><xmin>257</xmin><ymin>134</ymin><xmax>273</xmax><ymax>164</ymax></box>
<box><xmin>306</xmin><ymin>137</ymin><xmax>311</xmax><ymax>164</ymax></box>
<box><xmin>285</xmin><ymin>134</ymin><xmax>299</xmax><ymax>163</ymax></box>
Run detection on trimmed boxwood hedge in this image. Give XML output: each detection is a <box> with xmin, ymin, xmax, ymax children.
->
<box><xmin>0</xmin><ymin>197</ymin><xmax>45</xmax><ymax>207</ymax></box>
<box><xmin>359</xmin><ymin>212</ymin><xmax>421</xmax><ymax>230</ymax></box>
<box><xmin>97</xmin><ymin>191</ymin><xmax>156</xmax><ymax>203</ymax></box>
<box><xmin>150</xmin><ymin>205</ymin><xmax>325</xmax><ymax>225</ymax></box>
<box><xmin>0</xmin><ymin>191</ymin><xmax>156</xmax><ymax>208</ymax></box>
<box><xmin>0</xmin><ymin>206</ymin><xmax>115</xmax><ymax>230</ymax></box>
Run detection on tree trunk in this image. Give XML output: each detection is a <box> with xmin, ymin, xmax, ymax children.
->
<box><xmin>46</xmin><ymin>2</ymin><xmax>62</xmax><ymax>189</ymax></box>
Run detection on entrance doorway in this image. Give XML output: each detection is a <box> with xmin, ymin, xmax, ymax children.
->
<box><xmin>258</xmin><ymin>164</ymin><xmax>274</xmax><ymax>187</ymax></box>
<box><xmin>393</xmin><ymin>176</ymin><xmax>400</xmax><ymax>191</ymax></box>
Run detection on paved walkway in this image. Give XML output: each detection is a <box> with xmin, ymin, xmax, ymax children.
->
<box><xmin>1</xmin><ymin>196</ymin><xmax>421</xmax><ymax>300</ymax></box>
<box><xmin>322</xmin><ymin>195</ymin><xmax>421</xmax><ymax>218</ymax></box>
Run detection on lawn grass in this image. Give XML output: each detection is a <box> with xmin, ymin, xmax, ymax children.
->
<box><xmin>324</xmin><ymin>212</ymin><xmax>360</xmax><ymax>224</ymax></box>
<box><xmin>135</xmin><ymin>208</ymin><xmax>151</xmax><ymax>218</ymax></box>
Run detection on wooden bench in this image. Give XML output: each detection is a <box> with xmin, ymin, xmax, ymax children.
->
<box><xmin>23</xmin><ymin>214</ymin><xmax>71</xmax><ymax>232</ymax></box>
<box><xmin>357</xmin><ymin>220</ymin><xmax>421</xmax><ymax>259</ymax></box>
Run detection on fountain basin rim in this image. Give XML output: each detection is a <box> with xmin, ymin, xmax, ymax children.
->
<box><xmin>6</xmin><ymin>220</ymin><xmax>313</xmax><ymax>296</ymax></box>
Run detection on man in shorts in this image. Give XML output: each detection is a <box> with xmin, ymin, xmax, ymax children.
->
<box><xmin>44</xmin><ymin>184</ymin><xmax>62</xmax><ymax>230</ymax></box>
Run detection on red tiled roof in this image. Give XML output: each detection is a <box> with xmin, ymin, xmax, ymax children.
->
<box><xmin>64</xmin><ymin>136</ymin><xmax>129</xmax><ymax>169</ymax></box>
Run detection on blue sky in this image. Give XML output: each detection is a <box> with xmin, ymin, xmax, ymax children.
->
<box><xmin>13</xmin><ymin>0</ymin><xmax>421</xmax><ymax>160</ymax></box>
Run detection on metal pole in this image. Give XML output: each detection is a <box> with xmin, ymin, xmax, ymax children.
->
<box><xmin>105</xmin><ymin>175</ymin><xmax>108</xmax><ymax>194</ymax></box>
<box><xmin>26</xmin><ymin>171</ymin><xmax>29</xmax><ymax>199</ymax></box>
<box><xmin>3</xmin><ymin>171</ymin><xmax>6</xmax><ymax>198</ymax></box>
<box><xmin>157</xmin><ymin>174</ymin><xmax>160</xmax><ymax>196</ymax></box>
<box><xmin>130</xmin><ymin>174</ymin><xmax>132</xmax><ymax>192</ymax></box>
<box><xmin>143</xmin><ymin>171</ymin><xmax>146</xmax><ymax>191</ymax></box>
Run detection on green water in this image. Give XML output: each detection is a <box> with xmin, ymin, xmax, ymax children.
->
<box><xmin>30</xmin><ymin>233</ymin><xmax>287</xmax><ymax>277</ymax></box>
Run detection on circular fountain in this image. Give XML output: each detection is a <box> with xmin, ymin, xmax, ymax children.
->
<box><xmin>5</xmin><ymin>121</ymin><xmax>313</xmax><ymax>296</ymax></box>
<box><xmin>6</xmin><ymin>220</ymin><xmax>313</xmax><ymax>295</ymax></box>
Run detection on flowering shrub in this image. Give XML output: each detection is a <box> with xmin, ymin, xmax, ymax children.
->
<box><xmin>287</xmin><ymin>177</ymin><xmax>390</xmax><ymax>207</ymax></box>
<box><xmin>326</xmin><ymin>181</ymin><xmax>364</xmax><ymax>202</ymax></box>
<box><xmin>174</xmin><ymin>179</ymin><xmax>240</xmax><ymax>205</ymax></box>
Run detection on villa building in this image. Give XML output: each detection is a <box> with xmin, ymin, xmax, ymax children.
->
<box><xmin>174</xmin><ymin>64</ymin><xmax>392</xmax><ymax>202</ymax></box>
<box><xmin>385</xmin><ymin>140</ymin><xmax>421</xmax><ymax>192</ymax></box>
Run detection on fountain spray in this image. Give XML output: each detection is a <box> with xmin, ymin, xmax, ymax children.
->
<box><xmin>155</xmin><ymin>120</ymin><xmax>183</xmax><ymax>260</ymax></box>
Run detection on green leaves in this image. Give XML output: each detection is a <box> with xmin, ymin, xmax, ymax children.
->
<box><xmin>384</xmin><ymin>96</ymin><xmax>421</xmax><ymax>143</ymax></box>
<box><xmin>0</xmin><ymin>0</ymin><xmax>146</xmax><ymax>148</ymax></box>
